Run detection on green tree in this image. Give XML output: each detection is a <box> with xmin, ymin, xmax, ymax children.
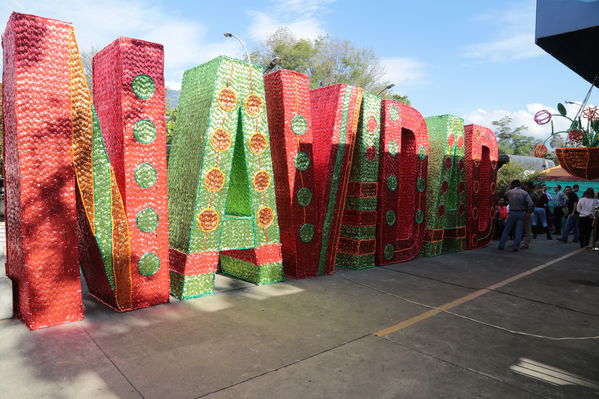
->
<box><xmin>388</xmin><ymin>93</ymin><xmax>410</xmax><ymax>106</ymax></box>
<box><xmin>80</xmin><ymin>46</ymin><xmax>99</xmax><ymax>94</ymax></box>
<box><xmin>166</xmin><ymin>107</ymin><xmax>177</xmax><ymax>145</ymax></box>
<box><xmin>492</xmin><ymin>116</ymin><xmax>541</xmax><ymax>156</ymax></box>
<box><xmin>253</xmin><ymin>28</ymin><xmax>410</xmax><ymax>99</ymax></box>
<box><xmin>496</xmin><ymin>161</ymin><xmax>542</xmax><ymax>199</ymax></box>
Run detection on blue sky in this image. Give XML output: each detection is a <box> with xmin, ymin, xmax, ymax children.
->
<box><xmin>1</xmin><ymin>0</ymin><xmax>597</xmax><ymax>140</ymax></box>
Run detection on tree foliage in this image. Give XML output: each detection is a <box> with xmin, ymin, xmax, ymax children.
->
<box><xmin>80</xmin><ymin>46</ymin><xmax>99</xmax><ymax>94</ymax></box>
<box><xmin>492</xmin><ymin>116</ymin><xmax>542</xmax><ymax>156</ymax></box>
<box><xmin>496</xmin><ymin>161</ymin><xmax>543</xmax><ymax>200</ymax></box>
<box><xmin>252</xmin><ymin>28</ymin><xmax>409</xmax><ymax>100</ymax></box>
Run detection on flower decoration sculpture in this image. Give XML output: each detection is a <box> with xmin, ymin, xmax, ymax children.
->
<box><xmin>533</xmin><ymin>103</ymin><xmax>599</xmax><ymax>157</ymax></box>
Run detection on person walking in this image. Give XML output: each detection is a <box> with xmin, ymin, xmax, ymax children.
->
<box><xmin>499</xmin><ymin>180</ymin><xmax>534</xmax><ymax>251</ymax></box>
<box><xmin>558</xmin><ymin>184</ymin><xmax>580</xmax><ymax>243</ymax></box>
<box><xmin>552</xmin><ymin>184</ymin><xmax>567</xmax><ymax>235</ymax></box>
<box><xmin>577</xmin><ymin>188</ymin><xmax>598</xmax><ymax>248</ymax></box>
<box><xmin>520</xmin><ymin>181</ymin><xmax>535</xmax><ymax>249</ymax></box>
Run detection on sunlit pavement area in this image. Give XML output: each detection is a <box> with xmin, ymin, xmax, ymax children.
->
<box><xmin>1</xmin><ymin>229</ymin><xmax>598</xmax><ymax>399</ymax></box>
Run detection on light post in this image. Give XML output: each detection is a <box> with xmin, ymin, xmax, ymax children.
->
<box><xmin>377</xmin><ymin>83</ymin><xmax>395</xmax><ymax>96</ymax></box>
<box><xmin>263</xmin><ymin>57</ymin><xmax>281</xmax><ymax>74</ymax></box>
<box><xmin>223</xmin><ymin>32</ymin><xmax>252</xmax><ymax>63</ymax></box>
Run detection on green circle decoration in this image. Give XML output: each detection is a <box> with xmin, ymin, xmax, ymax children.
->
<box><xmin>416</xmin><ymin>177</ymin><xmax>426</xmax><ymax>193</ymax></box>
<box><xmin>291</xmin><ymin>114</ymin><xmax>308</xmax><ymax>135</ymax></box>
<box><xmin>294</xmin><ymin>151</ymin><xmax>311</xmax><ymax>171</ymax></box>
<box><xmin>388</xmin><ymin>141</ymin><xmax>398</xmax><ymax>156</ymax></box>
<box><xmin>384</xmin><ymin>244</ymin><xmax>394</xmax><ymax>260</ymax></box>
<box><xmin>299</xmin><ymin>223</ymin><xmax>315</xmax><ymax>243</ymax></box>
<box><xmin>415</xmin><ymin>209</ymin><xmax>424</xmax><ymax>224</ymax></box>
<box><xmin>296</xmin><ymin>187</ymin><xmax>313</xmax><ymax>207</ymax></box>
<box><xmin>133</xmin><ymin>119</ymin><xmax>157</xmax><ymax>144</ymax></box>
<box><xmin>134</xmin><ymin>163</ymin><xmax>158</xmax><ymax>188</ymax></box>
<box><xmin>138</xmin><ymin>253</ymin><xmax>160</xmax><ymax>276</ymax></box>
<box><xmin>136</xmin><ymin>207</ymin><xmax>159</xmax><ymax>233</ymax></box>
<box><xmin>386</xmin><ymin>210</ymin><xmax>396</xmax><ymax>226</ymax></box>
<box><xmin>132</xmin><ymin>74</ymin><xmax>156</xmax><ymax>100</ymax></box>
<box><xmin>387</xmin><ymin>175</ymin><xmax>398</xmax><ymax>191</ymax></box>
<box><xmin>418</xmin><ymin>145</ymin><xmax>427</xmax><ymax>160</ymax></box>
<box><xmin>389</xmin><ymin>106</ymin><xmax>400</xmax><ymax>122</ymax></box>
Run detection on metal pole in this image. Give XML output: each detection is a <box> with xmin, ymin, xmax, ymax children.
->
<box><xmin>223</xmin><ymin>32</ymin><xmax>252</xmax><ymax>63</ymax></box>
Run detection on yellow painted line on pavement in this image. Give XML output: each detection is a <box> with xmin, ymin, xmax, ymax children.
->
<box><xmin>375</xmin><ymin>248</ymin><xmax>584</xmax><ymax>337</ymax></box>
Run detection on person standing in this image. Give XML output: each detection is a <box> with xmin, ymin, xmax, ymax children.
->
<box><xmin>552</xmin><ymin>184</ymin><xmax>567</xmax><ymax>235</ymax></box>
<box><xmin>520</xmin><ymin>181</ymin><xmax>536</xmax><ymax>249</ymax></box>
<box><xmin>558</xmin><ymin>184</ymin><xmax>580</xmax><ymax>243</ymax></box>
<box><xmin>499</xmin><ymin>180</ymin><xmax>534</xmax><ymax>251</ymax></box>
<box><xmin>577</xmin><ymin>188</ymin><xmax>598</xmax><ymax>248</ymax></box>
<box><xmin>532</xmin><ymin>184</ymin><xmax>552</xmax><ymax>240</ymax></box>
<box><xmin>495</xmin><ymin>198</ymin><xmax>508</xmax><ymax>239</ymax></box>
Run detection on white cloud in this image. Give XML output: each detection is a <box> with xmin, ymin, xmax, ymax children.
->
<box><xmin>463</xmin><ymin>2</ymin><xmax>543</xmax><ymax>62</ymax></box>
<box><xmin>247</xmin><ymin>0</ymin><xmax>334</xmax><ymax>41</ymax></box>
<box><xmin>0</xmin><ymin>0</ymin><xmax>241</xmax><ymax>82</ymax></box>
<box><xmin>380</xmin><ymin>57</ymin><xmax>427</xmax><ymax>87</ymax></box>
<box><xmin>463</xmin><ymin>33</ymin><xmax>544</xmax><ymax>62</ymax></box>
<box><xmin>165</xmin><ymin>80</ymin><xmax>182</xmax><ymax>91</ymax></box>
<box><xmin>463</xmin><ymin>102</ymin><xmax>593</xmax><ymax>139</ymax></box>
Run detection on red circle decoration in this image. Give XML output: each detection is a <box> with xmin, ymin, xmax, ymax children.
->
<box><xmin>457</xmin><ymin>136</ymin><xmax>464</xmax><ymax>148</ymax></box>
<box><xmin>447</xmin><ymin>134</ymin><xmax>455</xmax><ymax>147</ymax></box>
<box><xmin>258</xmin><ymin>207</ymin><xmax>274</xmax><ymax>228</ymax></box>
<box><xmin>250</xmin><ymin>132</ymin><xmax>268</xmax><ymax>154</ymax></box>
<box><xmin>471</xmin><ymin>234</ymin><xmax>478</xmax><ymax>248</ymax></box>
<box><xmin>473</xmin><ymin>181</ymin><xmax>479</xmax><ymax>193</ymax></box>
<box><xmin>245</xmin><ymin>94</ymin><xmax>263</xmax><ymax>116</ymax></box>
<box><xmin>533</xmin><ymin>144</ymin><xmax>548</xmax><ymax>158</ymax></box>
<box><xmin>472</xmin><ymin>207</ymin><xmax>479</xmax><ymax>220</ymax></box>
<box><xmin>458</xmin><ymin>204</ymin><xmax>465</xmax><ymax>215</ymax></box>
<box><xmin>253</xmin><ymin>170</ymin><xmax>271</xmax><ymax>191</ymax></box>
<box><xmin>367</xmin><ymin>116</ymin><xmax>378</xmax><ymax>133</ymax></box>
<box><xmin>198</xmin><ymin>209</ymin><xmax>219</xmax><ymax>232</ymax></box>
<box><xmin>490</xmin><ymin>182</ymin><xmax>496</xmax><ymax>194</ymax></box>
<box><xmin>441</xmin><ymin>180</ymin><xmax>449</xmax><ymax>193</ymax></box>
<box><xmin>444</xmin><ymin>156</ymin><xmax>452</xmax><ymax>169</ymax></box>
<box><xmin>438</xmin><ymin>205</ymin><xmax>445</xmax><ymax>217</ymax></box>
<box><xmin>218</xmin><ymin>87</ymin><xmax>237</xmax><ymax>112</ymax></box>
<box><xmin>458</xmin><ymin>182</ymin><xmax>465</xmax><ymax>193</ymax></box>
<box><xmin>568</xmin><ymin>129</ymin><xmax>584</xmax><ymax>143</ymax></box>
<box><xmin>365</xmin><ymin>145</ymin><xmax>376</xmax><ymax>161</ymax></box>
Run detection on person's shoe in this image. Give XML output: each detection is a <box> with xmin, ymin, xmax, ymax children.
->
<box><xmin>520</xmin><ymin>245</ymin><xmax>529</xmax><ymax>249</ymax></box>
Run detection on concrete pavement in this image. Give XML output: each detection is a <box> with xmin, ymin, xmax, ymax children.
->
<box><xmin>0</xmin><ymin>234</ymin><xmax>598</xmax><ymax>398</ymax></box>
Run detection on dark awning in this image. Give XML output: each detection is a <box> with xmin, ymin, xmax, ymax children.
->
<box><xmin>536</xmin><ymin>0</ymin><xmax>599</xmax><ymax>86</ymax></box>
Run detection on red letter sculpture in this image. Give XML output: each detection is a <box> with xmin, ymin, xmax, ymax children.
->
<box><xmin>376</xmin><ymin>101</ymin><xmax>429</xmax><ymax>264</ymax></box>
<box><xmin>464</xmin><ymin>124</ymin><xmax>498</xmax><ymax>249</ymax></box>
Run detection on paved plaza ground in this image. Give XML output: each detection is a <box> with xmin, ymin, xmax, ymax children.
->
<box><xmin>1</xmin><ymin>230</ymin><xmax>598</xmax><ymax>398</ymax></box>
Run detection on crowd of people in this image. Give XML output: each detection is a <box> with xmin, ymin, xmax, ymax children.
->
<box><xmin>495</xmin><ymin>180</ymin><xmax>599</xmax><ymax>251</ymax></box>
